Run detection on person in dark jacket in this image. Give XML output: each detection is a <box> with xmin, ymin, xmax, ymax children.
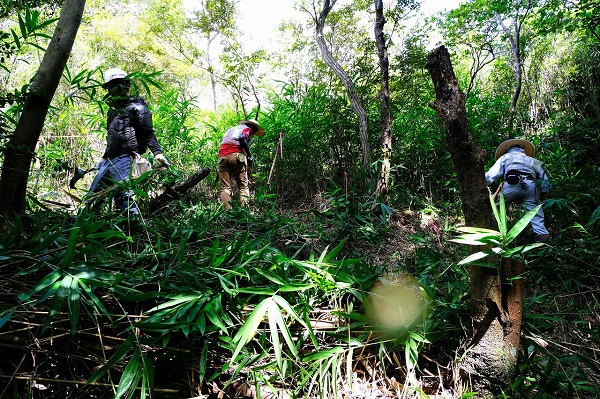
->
<box><xmin>217</xmin><ymin>119</ymin><xmax>264</xmax><ymax>209</ymax></box>
<box><xmin>485</xmin><ymin>139</ymin><xmax>550</xmax><ymax>242</ymax></box>
<box><xmin>87</xmin><ymin>68</ymin><xmax>169</xmax><ymax>214</ymax></box>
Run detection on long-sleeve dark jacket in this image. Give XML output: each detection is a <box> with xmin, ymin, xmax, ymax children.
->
<box><xmin>103</xmin><ymin>97</ymin><xmax>162</xmax><ymax>159</ymax></box>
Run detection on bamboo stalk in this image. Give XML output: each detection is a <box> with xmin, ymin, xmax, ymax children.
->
<box><xmin>0</xmin><ymin>353</ymin><xmax>28</xmax><ymax>398</ymax></box>
<box><xmin>267</xmin><ymin>140</ymin><xmax>280</xmax><ymax>185</ymax></box>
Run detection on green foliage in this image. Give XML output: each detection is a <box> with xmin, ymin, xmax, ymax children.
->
<box><xmin>451</xmin><ymin>192</ymin><xmax>545</xmax><ymax>266</ymax></box>
<box><xmin>152</xmin><ymin>88</ymin><xmax>205</xmax><ymax>170</ymax></box>
<box><xmin>309</xmin><ymin>186</ymin><xmax>391</xmax><ymax>243</ymax></box>
<box><xmin>0</xmin><ymin>7</ymin><xmax>57</xmax><ymax>59</ymax></box>
<box><xmin>0</xmin><ymin>6</ymin><xmax>58</xmax><ymax>144</ymax></box>
<box><xmin>0</xmin><ymin>200</ymin><xmax>442</xmax><ymax>397</ymax></box>
<box><xmin>1</xmin><ymin>0</ymin><xmax>600</xmax><ymax>396</ymax></box>
<box><xmin>263</xmin><ymin>83</ymin><xmax>364</xmax><ymax>200</ymax></box>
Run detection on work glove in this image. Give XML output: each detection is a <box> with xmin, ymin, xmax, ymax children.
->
<box><xmin>155</xmin><ymin>153</ymin><xmax>170</xmax><ymax>168</ymax></box>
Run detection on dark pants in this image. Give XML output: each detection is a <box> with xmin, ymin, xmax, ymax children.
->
<box><xmin>87</xmin><ymin>154</ymin><xmax>139</xmax><ymax>214</ymax></box>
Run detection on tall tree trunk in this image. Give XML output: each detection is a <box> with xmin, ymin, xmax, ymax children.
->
<box><xmin>426</xmin><ymin>45</ymin><xmax>523</xmax><ymax>398</ymax></box>
<box><xmin>315</xmin><ymin>0</ymin><xmax>371</xmax><ymax>166</ymax></box>
<box><xmin>0</xmin><ymin>0</ymin><xmax>85</xmax><ymax>233</ymax></box>
<box><xmin>373</xmin><ymin>0</ymin><xmax>391</xmax><ymax>203</ymax></box>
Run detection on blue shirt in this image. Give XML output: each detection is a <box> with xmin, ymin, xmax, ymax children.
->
<box><xmin>485</xmin><ymin>147</ymin><xmax>550</xmax><ymax>192</ymax></box>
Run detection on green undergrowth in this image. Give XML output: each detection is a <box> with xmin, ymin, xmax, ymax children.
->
<box><xmin>0</xmin><ymin>188</ymin><xmax>598</xmax><ymax>398</ymax></box>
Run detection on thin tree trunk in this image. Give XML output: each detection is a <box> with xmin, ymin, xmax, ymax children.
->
<box><xmin>207</xmin><ymin>36</ymin><xmax>218</xmax><ymax>111</ymax></box>
<box><xmin>426</xmin><ymin>45</ymin><xmax>522</xmax><ymax>398</ymax></box>
<box><xmin>499</xmin><ymin>16</ymin><xmax>522</xmax><ymax>135</ymax></box>
<box><xmin>373</xmin><ymin>0</ymin><xmax>391</xmax><ymax>203</ymax></box>
<box><xmin>497</xmin><ymin>0</ymin><xmax>532</xmax><ymax>136</ymax></box>
<box><xmin>0</xmin><ymin>0</ymin><xmax>85</xmax><ymax>233</ymax></box>
<box><xmin>315</xmin><ymin>0</ymin><xmax>371</xmax><ymax>166</ymax></box>
<box><xmin>466</xmin><ymin>42</ymin><xmax>495</xmax><ymax>97</ymax></box>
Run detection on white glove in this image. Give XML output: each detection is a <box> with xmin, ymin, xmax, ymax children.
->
<box><xmin>155</xmin><ymin>153</ymin><xmax>170</xmax><ymax>168</ymax></box>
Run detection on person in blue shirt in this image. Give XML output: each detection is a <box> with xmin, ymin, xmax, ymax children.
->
<box><xmin>485</xmin><ymin>139</ymin><xmax>550</xmax><ymax>242</ymax></box>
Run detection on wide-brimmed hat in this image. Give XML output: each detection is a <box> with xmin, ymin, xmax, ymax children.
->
<box><xmin>238</xmin><ymin>119</ymin><xmax>265</xmax><ymax>136</ymax></box>
<box><xmin>495</xmin><ymin>139</ymin><xmax>534</xmax><ymax>160</ymax></box>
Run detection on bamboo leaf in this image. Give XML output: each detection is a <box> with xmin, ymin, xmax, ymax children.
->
<box><xmin>234</xmin><ymin>287</ymin><xmax>276</xmax><ymax>295</ymax></box>
<box><xmin>88</xmin><ymin>230</ymin><xmax>127</xmax><ymax>240</ymax></box>
<box><xmin>216</xmin><ymin>274</ymin><xmax>235</xmax><ymax>295</ymax></box>
<box><xmin>61</xmin><ymin>226</ymin><xmax>81</xmax><ymax>267</ymax></box>
<box><xmin>41</xmin><ymin>275</ymin><xmax>72</xmax><ymax>332</ymax></box>
<box><xmin>199</xmin><ymin>340</ymin><xmax>208</xmax><ymax>386</ymax></box>
<box><xmin>0</xmin><ymin>309</ymin><xmax>15</xmax><ymax>329</ymax></box>
<box><xmin>205</xmin><ymin>295</ymin><xmax>230</xmax><ymax>333</ymax></box>
<box><xmin>454</xmin><ymin>227</ymin><xmax>500</xmax><ymax>234</ymax></box>
<box><xmin>450</xmin><ymin>233</ymin><xmax>501</xmax><ymax>246</ymax></box>
<box><xmin>79</xmin><ymin>280</ymin><xmax>111</xmax><ymax>319</ymax></box>
<box><xmin>18</xmin><ymin>12</ymin><xmax>27</xmax><ymax>40</ymax></box>
<box><xmin>11</xmin><ymin>28</ymin><xmax>21</xmax><ymax>50</ymax></box>
<box><xmin>30</xmin><ymin>230</ymin><xmax>62</xmax><ymax>256</ymax></box>
<box><xmin>278</xmin><ymin>282</ymin><xmax>315</xmax><ymax>292</ymax></box>
<box><xmin>88</xmin><ymin>334</ymin><xmax>135</xmax><ymax>383</ymax></box>
<box><xmin>238</xmin><ymin>245</ymin><xmax>269</xmax><ymax>269</ymax></box>
<box><xmin>140</xmin><ymin>351</ymin><xmax>155</xmax><ymax>396</ymax></box>
<box><xmin>146</xmin><ymin>294</ymin><xmax>198</xmax><ymax>313</ymax></box>
<box><xmin>271</xmin><ymin>300</ymin><xmax>299</xmax><ymax>359</ymax></box>
<box><xmin>35</xmin><ymin>280</ymin><xmax>63</xmax><ymax>303</ymax></box>
<box><xmin>115</xmin><ymin>348</ymin><xmax>141</xmax><ymax>399</ymax></box>
<box><xmin>32</xmin><ymin>16</ymin><xmax>58</xmax><ymax>32</ymax></box>
<box><xmin>321</xmin><ymin>238</ymin><xmax>347</xmax><ymax>263</ymax></box>
<box><xmin>457</xmin><ymin>248</ymin><xmax>501</xmax><ymax>265</ymax></box>
<box><xmin>502</xmin><ymin>243</ymin><xmax>545</xmax><ymax>257</ymax></box>
<box><xmin>254</xmin><ymin>268</ymin><xmax>286</xmax><ymax>285</ymax></box>
<box><xmin>186</xmin><ymin>300</ymin><xmax>206</xmax><ymax>322</ymax></box>
<box><xmin>18</xmin><ymin>269</ymin><xmax>62</xmax><ymax>302</ymax></box>
<box><xmin>271</xmin><ymin>295</ymin><xmax>306</xmax><ymax>327</ymax></box>
<box><xmin>504</xmin><ymin>205</ymin><xmax>542</xmax><ymax>244</ymax></box>
<box><xmin>230</xmin><ymin>298</ymin><xmax>271</xmax><ymax>363</ymax></box>
<box><xmin>498</xmin><ymin>191</ymin><xmax>508</xmax><ymax>236</ymax></box>
<box><xmin>196</xmin><ymin>312</ymin><xmax>207</xmax><ymax>334</ymax></box>
<box><xmin>68</xmin><ymin>277</ymin><xmax>81</xmax><ymax>334</ymax></box>
<box><xmin>303</xmin><ymin>347</ymin><xmax>344</xmax><ymax>361</ymax></box>
<box><xmin>268</xmin><ymin>302</ymin><xmax>283</xmax><ymax>370</ymax></box>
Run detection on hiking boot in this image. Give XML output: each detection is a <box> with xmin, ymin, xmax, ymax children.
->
<box><xmin>535</xmin><ymin>234</ymin><xmax>551</xmax><ymax>243</ymax></box>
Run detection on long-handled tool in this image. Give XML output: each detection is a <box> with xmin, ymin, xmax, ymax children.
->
<box><xmin>492</xmin><ymin>182</ymin><xmax>504</xmax><ymax>202</ymax></box>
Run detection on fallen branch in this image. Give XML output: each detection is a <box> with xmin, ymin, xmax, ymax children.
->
<box><xmin>150</xmin><ymin>167</ymin><xmax>211</xmax><ymax>211</ymax></box>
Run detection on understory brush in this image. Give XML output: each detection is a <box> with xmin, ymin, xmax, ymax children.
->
<box><xmin>0</xmin><ymin>190</ymin><xmax>598</xmax><ymax>398</ymax></box>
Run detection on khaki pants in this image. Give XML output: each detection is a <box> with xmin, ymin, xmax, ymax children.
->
<box><xmin>218</xmin><ymin>153</ymin><xmax>249</xmax><ymax>209</ymax></box>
